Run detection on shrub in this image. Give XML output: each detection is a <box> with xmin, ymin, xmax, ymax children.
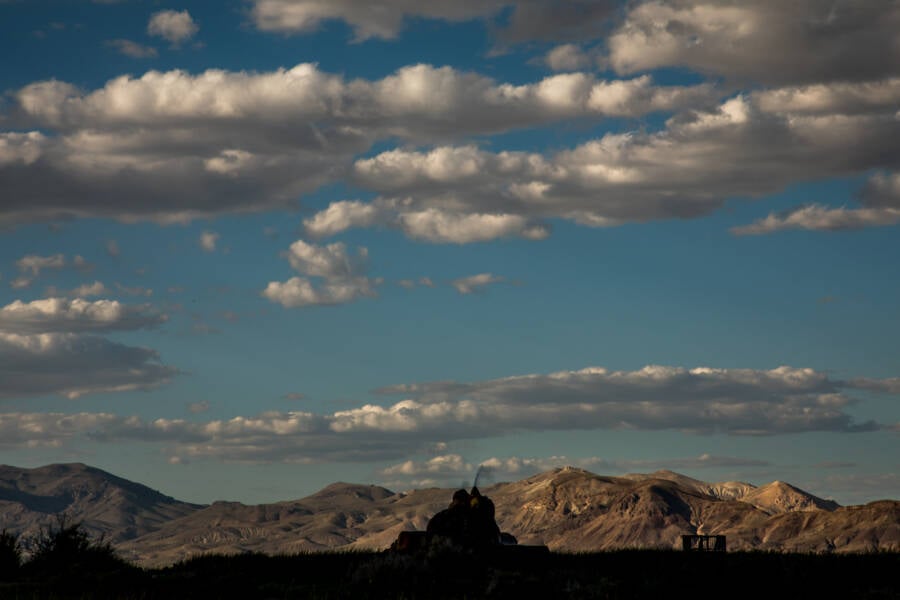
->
<box><xmin>26</xmin><ymin>514</ymin><xmax>128</xmax><ymax>576</ymax></box>
<box><xmin>0</xmin><ymin>529</ymin><xmax>22</xmax><ymax>579</ymax></box>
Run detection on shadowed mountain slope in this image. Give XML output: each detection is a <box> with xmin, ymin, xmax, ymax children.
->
<box><xmin>0</xmin><ymin>463</ymin><xmax>203</xmax><ymax>545</ymax></box>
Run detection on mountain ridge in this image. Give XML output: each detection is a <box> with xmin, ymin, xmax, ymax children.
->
<box><xmin>0</xmin><ymin>462</ymin><xmax>203</xmax><ymax>546</ymax></box>
<box><xmin>1</xmin><ymin>463</ymin><xmax>897</xmax><ymax>566</ymax></box>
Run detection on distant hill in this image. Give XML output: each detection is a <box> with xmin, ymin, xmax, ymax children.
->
<box><xmin>1</xmin><ymin>463</ymin><xmax>897</xmax><ymax>567</ymax></box>
<box><xmin>0</xmin><ymin>463</ymin><xmax>203</xmax><ymax>547</ymax></box>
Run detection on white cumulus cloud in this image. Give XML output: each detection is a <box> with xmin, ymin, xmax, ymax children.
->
<box><xmin>1</xmin><ymin>64</ymin><xmax>715</xmax><ymax>226</ymax></box>
<box><xmin>262</xmin><ymin>240</ymin><xmax>377</xmax><ymax>308</ymax></box>
<box><xmin>304</xmin><ymin>197</ymin><xmax>551</xmax><ymax>244</ymax></box>
<box><xmin>147</xmin><ymin>9</ymin><xmax>198</xmax><ymax>45</ymax></box>
<box><xmin>261</xmin><ymin>276</ymin><xmax>375</xmax><ymax>308</ymax></box>
<box><xmin>344</xmin><ymin>87</ymin><xmax>900</xmax><ymax>231</ymax></box>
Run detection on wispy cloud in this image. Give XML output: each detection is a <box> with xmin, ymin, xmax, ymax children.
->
<box><xmin>451</xmin><ymin>273</ymin><xmax>505</xmax><ymax>295</ymax></box>
<box><xmin>105</xmin><ymin>39</ymin><xmax>158</xmax><ymax>58</ymax></box>
<box><xmin>10</xmin><ymin>254</ymin><xmax>93</xmax><ymax>289</ymax></box>
<box><xmin>199</xmin><ymin>231</ymin><xmax>220</xmax><ymax>253</ymax></box>
<box><xmin>732</xmin><ymin>204</ymin><xmax>900</xmax><ymax>235</ymax></box>
<box><xmin>188</xmin><ymin>400</ymin><xmax>210</xmax><ymax>414</ymax></box>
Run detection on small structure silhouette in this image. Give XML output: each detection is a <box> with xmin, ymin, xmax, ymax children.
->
<box><xmin>682</xmin><ymin>534</ymin><xmax>726</xmax><ymax>552</ymax></box>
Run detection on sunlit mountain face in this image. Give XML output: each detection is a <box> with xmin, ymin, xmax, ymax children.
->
<box><xmin>1</xmin><ymin>1</ymin><xmax>899</xmax><ymax>508</ymax></box>
<box><xmin>2</xmin><ymin>463</ymin><xmax>898</xmax><ymax>567</ymax></box>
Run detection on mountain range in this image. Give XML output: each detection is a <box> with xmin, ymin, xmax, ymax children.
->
<box><xmin>1</xmin><ymin>463</ymin><xmax>897</xmax><ymax>567</ymax></box>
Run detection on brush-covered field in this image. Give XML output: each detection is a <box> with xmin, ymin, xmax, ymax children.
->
<box><xmin>2</xmin><ymin>546</ymin><xmax>899</xmax><ymax>599</ymax></box>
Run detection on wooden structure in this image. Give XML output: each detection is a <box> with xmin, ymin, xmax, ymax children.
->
<box><xmin>682</xmin><ymin>534</ymin><xmax>726</xmax><ymax>552</ymax></box>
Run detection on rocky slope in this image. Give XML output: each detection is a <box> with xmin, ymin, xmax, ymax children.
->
<box><xmin>2</xmin><ymin>464</ymin><xmax>897</xmax><ymax>567</ymax></box>
<box><xmin>487</xmin><ymin>468</ymin><xmax>886</xmax><ymax>553</ymax></box>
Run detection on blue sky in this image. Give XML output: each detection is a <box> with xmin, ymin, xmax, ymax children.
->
<box><xmin>1</xmin><ymin>0</ymin><xmax>899</xmax><ymax>506</ymax></box>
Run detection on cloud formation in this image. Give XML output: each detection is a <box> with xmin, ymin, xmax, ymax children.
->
<box><xmin>147</xmin><ymin>10</ymin><xmax>198</xmax><ymax>45</ymax></box>
<box><xmin>370</xmin><ymin>365</ymin><xmax>894</xmax><ymax>436</ymax></box>
<box><xmin>105</xmin><ymin>39</ymin><xmax>158</xmax><ymax>59</ymax></box>
<box><xmin>10</xmin><ymin>254</ymin><xmax>93</xmax><ymax>290</ymax></box>
<box><xmin>16</xmin><ymin>254</ymin><xmax>66</xmax><ymax>276</ymax></box>
<box><xmin>2</xmin><ymin>6</ymin><xmax>898</xmax><ymax>235</ymax></box>
<box><xmin>262</xmin><ymin>240</ymin><xmax>377</xmax><ymax>308</ymax></box>
<box><xmin>250</xmin><ymin>0</ymin><xmax>615</xmax><ymax>44</ymax></box>
<box><xmin>1</xmin><ymin>364</ymin><xmax>894</xmax><ymax>460</ymax></box>
<box><xmin>733</xmin><ymin>171</ymin><xmax>900</xmax><ymax>234</ymax></box>
<box><xmin>247</xmin><ymin>1</ymin><xmax>899</xmax><ymax>87</ymax></box>
<box><xmin>329</xmin><ymin>86</ymin><xmax>899</xmax><ymax>234</ymax></box>
<box><xmin>0</xmin><ymin>412</ymin><xmax>120</xmax><ymax>449</ymax></box>
<box><xmin>262</xmin><ymin>277</ymin><xmax>375</xmax><ymax>308</ymax></box>
<box><xmin>1</xmin><ymin>64</ymin><xmax>714</xmax><ymax>226</ymax></box>
<box><xmin>607</xmin><ymin>0</ymin><xmax>900</xmax><ymax>85</ymax></box>
<box><xmin>732</xmin><ymin>205</ymin><xmax>900</xmax><ymax>235</ymax></box>
<box><xmin>0</xmin><ymin>333</ymin><xmax>178</xmax><ymax>399</ymax></box>
<box><xmin>69</xmin><ymin>281</ymin><xmax>109</xmax><ymax>298</ymax></box>
<box><xmin>0</xmin><ymin>294</ymin><xmax>175</xmax><ymax>400</ymax></box>
<box><xmin>303</xmin><ymin>198</ymin><xmax>551</xmax><ymax>243</ymax></box>
<box><xmin>0</xmin><ymin>297</ymin><xmax>167</xmax><ymax>334</ymax></box>
<box><xmin>451</xmin><ymin>273</ymin><xmax>506</xmax><ymax>295</ymax></box>
<box><xmin>542</xmin><ymin>44</ymin><xmax>596</xmax><ymax>71</ymax></box>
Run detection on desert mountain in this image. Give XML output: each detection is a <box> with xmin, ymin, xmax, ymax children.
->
<box><xmin>0</xmin><ymin>463</ymin><xmax>202</xmax><ymax>547</ymax></box>
<box><xmin>623</xmin><ymin>470</ymin><xmax>839</xmax><ymax>513</ymax></box>
<box><xmin>1</xmin><ymin>464</ymin><xmax>897</xmax><ymax>567</ymax></box>
<box><xmin>487</xmin><ymin>467</ymin><xmax>879</xmax><ymax>552</ymax></box>
<box><xmin>623</xmin><ymin>470</ymin><xmax>756</xmax><ymax>501</ymax></box>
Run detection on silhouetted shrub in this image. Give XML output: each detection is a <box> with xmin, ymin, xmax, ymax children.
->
<box><xmin>0</xmin><ymin>529</ymin><xmax>22</xmax><ymax>579</ymax></box>
<box><xmin>25</xmin><ymin>514</ymin><xmax>129</xmax><ymax>577</ymax></box>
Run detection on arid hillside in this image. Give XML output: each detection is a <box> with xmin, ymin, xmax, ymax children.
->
<box><xmin>2</xmin><ymin>463</ymin><xmax>897</xmax><ymax>567</ymax></box>
<box><xmin>0</xmin><ymin>463</ymin><xmax>202</xmax><ymax>546</ymax></box>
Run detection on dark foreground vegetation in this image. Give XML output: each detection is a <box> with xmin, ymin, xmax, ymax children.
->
<box><xmin>1</xmin><ymin>523</ymin><xmax>898</xmax><ymax>599</ymax></box>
